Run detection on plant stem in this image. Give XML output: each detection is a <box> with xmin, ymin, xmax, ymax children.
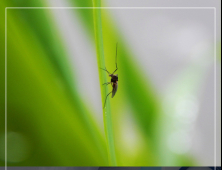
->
<box><xmin>92</xmin><ymin>0</ymin><xmax>117</xmax><ymax>165</ymax></box>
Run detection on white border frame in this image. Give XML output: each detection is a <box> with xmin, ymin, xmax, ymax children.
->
<box><xmin>4</xmin><ymin>7</ymin><xmax>217</xmax><ymax>170</ymax></box>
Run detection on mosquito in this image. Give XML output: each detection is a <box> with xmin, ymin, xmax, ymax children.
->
<box><xmin>100</xmin><ymin>43</ymin><xmax>118</xmax><ymax>109</ymax></box>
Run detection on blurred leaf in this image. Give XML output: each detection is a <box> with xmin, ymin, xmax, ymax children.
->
<box><xmin>7</xmin><ymin>8</ymin><xmax>108</xmax><ymax>165</ymax></box>
<box><xmin>159</xmin><ymin>49</ymin><xmax>213</xmax><ymax>165</ymax></box>
<box><xmin>0</xmin><ymin>1</ymin><xmax>7</xmax><ymax>166</ymax></box>
<box><xmin>2</xmin><ymin>0</ymin><xmax>109</xmax><ymax>165</ymax></box>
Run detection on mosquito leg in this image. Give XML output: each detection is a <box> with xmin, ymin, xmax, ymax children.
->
<box><xmin>100</xmin><ymin>67</ymin><xmax>111</xmax><ymax>75</ymax></box>
<box><xmin>112</xmin><ymin>43</ymin><xmax>118</xmax><ymax>74</ymax></box>
<box><xmin>103</xmin><ymin>91</ymin><xmax>112</xmax><ymax>109</ymax></box>
<box><xmin>112</xmin><ymin>68</ymin><xmax>118</xmax><ymax>74</ymax></box>
<box><xmin>102</xmin><ymin>82</ymin><xmax>111</xmax><ymax>86</ymax></box>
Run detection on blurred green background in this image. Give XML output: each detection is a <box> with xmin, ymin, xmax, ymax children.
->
<box><xmin>0</xmin><ymin>0</ymin><xmax>221</xmax><ymax>167</ymax></box>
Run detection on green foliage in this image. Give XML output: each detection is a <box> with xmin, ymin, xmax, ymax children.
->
<box><xmin>2</xmin><ymin>0</ymin><xmax>107</xmax><ymax>166</ymax></box>
<box><xmin>0</xmin><ymin>0</ymin><xmax>215</xmax><ymax>166</ymax></box>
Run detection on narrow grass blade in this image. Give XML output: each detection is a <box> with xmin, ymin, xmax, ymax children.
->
<box><xmin>92</xmin><ymin>0</ymin><xmax>117</xmax><ymax>165</ymax></box>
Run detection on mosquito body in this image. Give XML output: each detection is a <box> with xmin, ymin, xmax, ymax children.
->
<box><xmin>109</xmin><ymin>73</ymin><xmax>118</xmax><ymax>98</ymax></box>
<box><xmin>100</xmin><ymin>43</ymin><xmax>118</xmax><ymax>109</ymax></box>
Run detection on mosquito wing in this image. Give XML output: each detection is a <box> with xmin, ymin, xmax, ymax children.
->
<box><xmin>112</xmin><ymin>82</ymin><xmax>118</xmax><ymax>98</ymax></box>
